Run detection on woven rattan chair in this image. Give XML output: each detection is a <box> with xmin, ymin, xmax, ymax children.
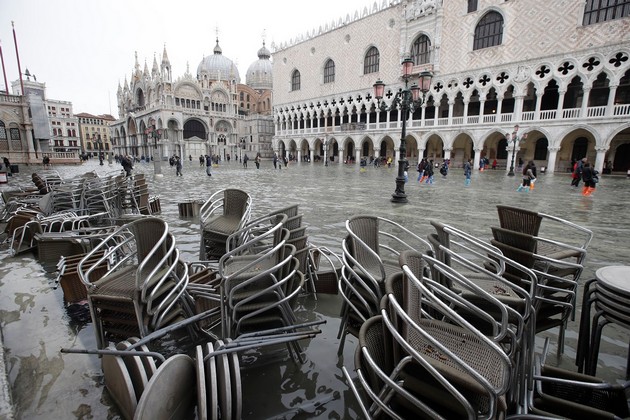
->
<box><xmin>199</xmin><ymin>189</ymin><xmax>252</xmax><ymax>260</ymax></box>
<box><xmin>337</xmin><ymin>215</ymin><xmax>432</xmax><ymax>353</ymax></box>
<box><xmin>79</xmin><ymin>217</ymin><xmax>192</xmax><ymax>348</ymax></box>
<box><xmin>380</xmin><ymin>254</ymin><xmax>514</xmax><ymax>419</ymax></box>
<box><xmin>489</xmin><ymin>238</ymin><xmax>582</xmax><ymax>357</ymax></box>
<box><xmin>528</xmin><ymin>340</ymin><xmax>630</xmax><ymax>419</ymax></box>
<box><xmin>496</xmin><ymin>205</ymin><xmax>592</xmax><ymax>263</ymax></box>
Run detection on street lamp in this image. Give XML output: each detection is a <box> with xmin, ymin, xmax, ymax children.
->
<box><xmin>323</xmin><ymin>135</ymin><xmax>329</xmax><ymax>167</ymax></box>
<box><xmin>374</xmin><ymin>58</ymin><xmax>433</xmax><ymax>203</ymax></box>
<box><xmin>146</xmin><ymin>125</ymin><xmax>163</xmax><ymax>176</ymax></box>
<box><xmin>95</xmin><ymin>135</ymin><xmax>104</xmax><ymax>165</ymax></box>
<box><xmin>506</xmin><ymin>124</ymin><xmax>527</xmax><ymax>177</ymax></box>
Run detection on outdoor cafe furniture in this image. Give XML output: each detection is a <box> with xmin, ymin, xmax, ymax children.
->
<box><xmin>337</xmin><ymin>215</ymin><xmax>432</xmax><ymax>353</ymax></box>
<box><xmin>199</xmin><ymin>188</ymin><xmax>252</xmax><ymax>261</ymax></box>
<box><xmin>577</xmin><ymin>265</ymin><xmax>630</xmax><ymax>380</ymax></box>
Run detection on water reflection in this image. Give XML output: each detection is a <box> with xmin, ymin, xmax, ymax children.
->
<box><xmin>0</xmin><ymin>159</ymin><xmax>629</xmax><ymax>419</ymax></box>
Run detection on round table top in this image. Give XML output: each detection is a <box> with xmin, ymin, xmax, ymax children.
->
<box><xmin>596</xmin><ymin>266</ymin><xmax>630</xmax><ymax>296</ymax></box>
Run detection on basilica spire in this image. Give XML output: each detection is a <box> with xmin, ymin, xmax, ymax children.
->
<box><xmin>152</xmin><ymin>53</ymin><xmax>159</xmax><ymax>77</ymax></box>
<box><xmin>161</xmin><ymin>44</ymin><xmax>172</xmax><ymax>82</ymax></box>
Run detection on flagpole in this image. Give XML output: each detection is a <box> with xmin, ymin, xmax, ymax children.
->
<box><xmin>0</xmin><ymin>40</ymin><xmax>9</xmax><ymax>94</ymax></box>
<box><xmin>12</xmin><ymin>21</ymin><xmax>24</xmax><ymax>95</ymax></box>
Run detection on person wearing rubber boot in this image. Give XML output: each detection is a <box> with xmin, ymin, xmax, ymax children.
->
<box><xmin>581</xmin><ymin>162</ymin><xmax>598</xmax><ymax>196</ymax></box>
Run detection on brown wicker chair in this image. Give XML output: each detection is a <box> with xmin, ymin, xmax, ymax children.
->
<box><xmin>337</xmin><ymin>215</ymin><xmax>432</xmax><ymax>353</ymax></box>
<box><xmin>529</xmin><ymin>339</ymin><xmax>630</xmax><ymax>419</ymax></box>
<box><xmin>199</xmin><ymin>189</ymin><xmax>252</xmax><ymax>261</ymax></box>
<box><xmin>378</xmin><ymin>253</ymin><xmax>514</xmax><ymax>419</ymax></box>
<box><xmin>496</xmin><ymin>205</ymin><xmax>592</xmax><ymax>263</ymax></box>
<box><xmin>79</xmin><ymin>217</ymin><xmax>192</xmax><ymax>348</ymax></box>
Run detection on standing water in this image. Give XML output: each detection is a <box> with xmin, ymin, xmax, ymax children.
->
<box><xmin>0</xmin><ymin>158</ymin><xmax>628</xmax><ymax>419</ymax></box>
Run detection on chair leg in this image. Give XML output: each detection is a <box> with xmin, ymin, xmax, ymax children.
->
<box><xmin>556</xmin><ymin>320</ymin><xmax>567</xmax><ymax>357</ymax></box>
<box><xmin>586</xmin><ymin>313</ymin><xmax>609</xmax><ymax>376</ymax></box>
<box><xmin>576</xmin><ymin>279</ymin><xmax>597</xmax><ymax>372</ymax></box>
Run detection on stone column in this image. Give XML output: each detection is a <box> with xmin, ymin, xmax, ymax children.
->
<box><xmin>443</xmin><ymin>147</ymin><xmax>452</xmax><ymax>161</ymax></box>
<box><xmin>534</xmin><ymin>92</ymin><xmax>542</xmax><ymax>120</ymax></box>
<box><xmin>463</xmin><ymin>100</ymin><xmax>469</xmax><ymax>125</ymax></box>
<box><xmin>309</xmin><ymin>149</ymin><xmax>314</xmax><ymax>163</ymax></box>
<box><xmin>496</xmin><ymin>94</ymin><xmax>504</xmax><ymax>120</ymax></box>
<box><xmin>595</xmin><ymin>146</ymin><xmax>608</xmax><ymax>174</ymax></box>
<box><xmin>355</xmin><ymin>149</ymin><xmax>360</xmax><ymax>164</ymax></box>
<box><xmin>514</xmin><ymin>94</ymin><xmax>525</xmax><ymax>121</ymax></box>
<box><xmin>473</xmin><ymin>148</ymin><xmax>482</xmax><ymax>172</ymax></box>
<box><xmin>580</xmin><ymin>87</ymin><xmax>591</xmax><ymax>118</ymax></box>
<box><xmin>448</xmin><ymin>99</ymin><xmax>454</xmax><ymax>125</ymax></box>
<box><xmin>556</xmin><ymin>89</ymin><xmax>566</xmax><ymax>118</ymax></box>
<box><xmin>606</xmin><ymin>84</ymin><xmax>618</xmax><ymax>116</ymax></box>
<box><xmin>546</xmin><ymin>147</ymin><xmax>560</xmax><ymax>173</ymax></box>
<box><xmin>421</xmin><ymin>104</ymin><xmax>427</xmax><ymax>127</ymax></box>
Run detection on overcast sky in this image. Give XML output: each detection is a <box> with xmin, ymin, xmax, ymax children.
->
<box><xmin>1</xmin><ymin>0</ymin><xmax>374</xmax><ymax>118</ymax></box>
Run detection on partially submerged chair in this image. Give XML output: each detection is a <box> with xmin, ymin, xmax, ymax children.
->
<box><xmin>338</xmin><ymin>215</ymin><xmax>432</xmax><ymax>352</ymax></box>
<box><xmin>528</xmin><ymin>339</ymin><xmax>630</xmax><ymax>419</ymax></box>
<box><xmin>496</xmin><ymin>205</ymin><xmax>592</xmax><ymax>263</ymax></box>
<box><xmin>79</xmin><ymin>217</ymin><xmax>193</xmax><ymax>348</ymax></box>
<box><xmin>369</xmin><ymin>252</ymin><xmax>514</xmax><ymax>419</ymax></box>
<box><xmin>199</xmin><ymin>189</ymin><xmax>252</xmax><ymax>261</ymax></box>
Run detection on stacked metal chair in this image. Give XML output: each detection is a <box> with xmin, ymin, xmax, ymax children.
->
<box><xmin>346</xmin><ymin>250</ymin><xmax>515</xmax><ymax>419</ymax></box>
<box><xmin>78</xmin><ymin>217</ymin><xmax>193</xmax><ymax>349</ymax></box>
<box><xmin>338</xmin><ymin>215</ymin><xmax>432</xmax><ymax>353</ymax></box>
<box><xmin>199</xmin><ymin>189</ymin><xmax>252</xmax><ymax>261</ymax></box>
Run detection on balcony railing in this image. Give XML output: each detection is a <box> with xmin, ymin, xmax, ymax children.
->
<box><xmin>276</xmin><ymin>104</ymin><xmax>630</xmax><ymax>138</ymax></box>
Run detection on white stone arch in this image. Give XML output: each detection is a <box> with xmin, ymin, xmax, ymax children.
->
<box><xmin>607</xmin><ymin>122</ymin><xmax>630</xmax><ymax>148</ymax></box>
<box><xmin>557</xmin><ymin>123</ymin><xmax>602</xmax><ymax>148</ymax></box>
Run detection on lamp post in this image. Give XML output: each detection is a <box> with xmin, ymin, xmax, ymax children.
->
<box><xmin>147</xmin><ymin>125</ymin><xmax>163</xmax><ymax>176</ymax></box>
<box><xmin>374</xmin><ymin>58</ymin><xmax>433</xmax><ymax>203</ymax></box>
<box><xmin>506</xmin><ymin>124</ymin><xmax>527</xmax><ymax>177</ymax></box>
<box><xmin>96</xmin><ymin>135</ymin><xmax>104</xmax><ymax>166</ymax></box>
<box><xmin>323</xmin><ymin>135</ymin><xmax>329</xmax><ymax>167</ymax></box>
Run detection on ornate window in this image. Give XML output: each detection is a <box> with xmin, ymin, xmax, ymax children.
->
<box><xmin>364</xmin><ymin>47</ymin><xmax>380</xmax><ymax>75</ymax></box>
<box><xmin>583</xmin><ymin>0</ymin><xmax>630</xmax><ymax>25</ymax></box>
<box><xmin>324</xmin><ymin>59</ymin><xmax>335</xmax><ymax>84</ymax></box>
<box><xmin>291</xmin><ymin>70</ymin><xmax>301</xmax><ymax>91</ymax></box>
<box><xmin>411</xmin><ymin>35</ymin><xmax>431</xmax><ymax>65</ymax></box>
<box><xmin>473</xmin><ymin>11</ymin><xmax>504</xmax><ymax>50</ymax></box>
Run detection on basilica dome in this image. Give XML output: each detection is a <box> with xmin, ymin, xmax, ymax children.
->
<box><xmin>197</xmin><ymin>39</ymin><xmax>241</xmax><ymax>83</ymax></box>
<box><xmin>246</xmin><ymin>42</ymin><xmax>272</xmax><ymax>90</ymax></box>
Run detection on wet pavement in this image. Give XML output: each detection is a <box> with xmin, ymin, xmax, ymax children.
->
<box><xmin>1</xmin><ymin>158</ymin><xmax>629</xmax><ymax>419</ymax></box>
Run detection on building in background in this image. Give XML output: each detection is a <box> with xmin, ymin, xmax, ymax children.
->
<box><xmin>76</xmin><ymin>113</ymin><xmax>116</xmax><ymax>160</ymax></box>
<box><xmin>46</xmin><ymin>99</ymin><xmax>80</xmax><ymax>156</ymax></box>
<box><xmin>110</xmin><ymin>39</ymin><xmax>274</xmax><ymax>163</ymax></box>
<box><xmin>1</xmin><ymin>71</ymin><xmax>84</xmax><ymax>165</ymax></box>
<box><xmin>271</xmin><ymin>0</ymin><xmax>630</xmax><ymax>174</ymax></box>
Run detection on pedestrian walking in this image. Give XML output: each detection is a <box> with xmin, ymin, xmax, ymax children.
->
<box><xmin>273</xmin><ymin>153</ymin><xmax>278</xmax><ymax>169</ymax></box>
<box><xmin>175</xmin><ymin>156</ymin><xmax>183</xmax><ymax>176</ymax></box>
<box><xmin>517</xmin><ymin>160</ymin><xmax>536</xmax><ymax>192</ymax></box>
<box><xmin>464</xmin><ymin>159</ymin><xmax>472</xmax><ymax>186</ymax></box>
<box><xmin>417</xmin><ymin>158</ymin><xmax>426</xmax><ymax>182</ymax></box>
<box><xmin>571</xmin><ymin>158</ymin><xmax>586</xmax><ymax>188</ymax></box>
<box><xmin>243</xmin><ymin>154</ymin><xmax>249</xmax><ymax>168</ymax></box>
<box><xmin>121</xmin><ymin>155</ymin><xmax>133</xmax><ymax>177</ymax></box>
<box><xmin>439</xmin><ymin>160</ymin><xmax>449</xmax><ymax>178</ymax></box>
<box><xmin>424</xmin><ymin>160</ymin><xmax>434</xmax><ymax>184</ymax></box>
<box><xmin>205</xmin><ymin>155</ymin><xmax>212</xmax><ymax>176</ymax></box>
<box><xmin>255</xmin><ymin>154</ymin><xmax>261</xmax><ymax>169</ymax></box>
<box><xmin>581</xmin><ymin>162</ymin><xmax>598</xmax><ymax>196</ymax></box>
